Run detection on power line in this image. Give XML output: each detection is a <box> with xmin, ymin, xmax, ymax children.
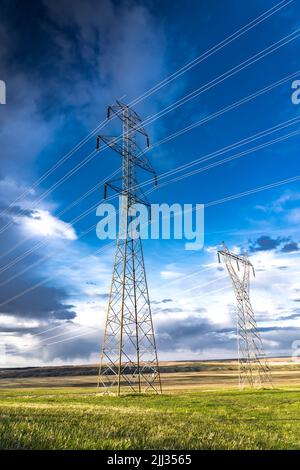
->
<box><xmin>1</xmin><ymin>64</ymin><xmax>297</xmax><ymax>277</ymax></box>
<box><xmin>5</xmin><ymin>173</ymin><xmax>300</xmax><ymax>354</ymax></box>
<box><xmin>0</xmin><ymin>168</ymin><xmax>120</xmax><ymax>262</ymax></box>
<box><xmin>4</xmin><ymin>267</ymin><xmax>218</xmax><ymax>348</ymax></box>
<box><xmin>1</xmin><ymin>168</ymin><xmax>300</xmax><ymax>310</ymax></box>
<box><xmin>2</xmin><ymin>0</ymin><xmax>297</xmax><ymax>363</ymax></box>
<box><xmin>206</xmin><ymin>174</ymin><xmax>300</xmax><ymax>208</ymax></box>
<box><xmin>156</xmin><ymin>128</ymin><xmax>300</xmax><ymax>190</ymax></box>
<box><xmin>0</xmin><ymin>0</ymin><xmax>289</xmax><ymax>224</ymax></box>
<box><xmin>147</xmin><ymin>70</ymin><xmax>300</xmax><ymax>151</ymax></box>
<box><xmin>5</xmin><ymin>326</ymin><xmax>98</xmax><ymax>356</ymax></box>
<box><xmin>5</xmin><ymin>325</ymin><xmax>91</xmax><ymax>353</ymax></box>
<box><xmin>29</xmin><ymin>322</ymin><xmax>73</xmax><ymax>338</ymax></box>
<box><xmin>130</xmin><ymin>0</ymin><xmax>294</xmax><ymax>107</ymax></box>
<box><xmin>180</xmin><ymin>274</ymin><xmax>229</xmax><ymax>294</ymax></box>
<box><xmin>2</xmin><ymin>26</ymin><xmax>300</xmax><ymax>301</ymax></box>
<box><xmin>141</xmin><ymin>117</ymin><xmax>300</xmax><ymax>191</ymax></box>
<box><xmin>136</xmin><ymin>27</ymin><xmax>300</xmax><ymax>128</ymax></box>
<box><xmin>24</xmin><ymin>63</ymin><xmax>293</xmax><ymax>236</ymax></box>
<box><xmin>0</xmin><ymin>114</ymin><xmax>299</xmax><ymax>286</ymax></box>
<box><xmin>1</xmin><ymin>18</ymin><xmax>298</xmax><ymax>238</ymax></box>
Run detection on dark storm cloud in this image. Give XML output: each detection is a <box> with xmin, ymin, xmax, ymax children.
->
<box><xmin>0</xmin><ymin>2</ymin><xmax>62</xmax><ymax>177</ymax></box>
<box><xmin>277</xmin><ymin>310</ymin><xmax>300</xmax><ymax>321</ymax></box>
<box><xmin>193</xmin><ymin>307</ymin><xmax>207</xmax><ymax>313</ymax></box>
<box><xmin>160</xmin><ymin>307</ymin><xmax>184</xmax><ymax>313</ymax></box>
<box><xmin>155</xmin><ymin>311</ymin><xmax>300</xmax><ymax>357</ymax></box>
<box><xmin>0</xmin><ymin>208</ymin><xmax>76</xmax><ymax>322</ymax></box>
<box><xmin>258</xmin><ymin>326</ymin><xmax>300</xmax><ymax>332</ymax></box>
<box><xmin>0</xmin><ymin>0</ymin><xmax>172</xmax><ymax>352</ymax></box>
<box><xmin>262</xmin><ymin>326</ymin><xmax>300</xmax><ymax>356</ymax></box>
<box><xmin>42</xmin><ymin>0</ymin><xmax>169</xmax><ymax>107</ymax></box>
<box><xmin>0</xmin><ymin>280</ymin><xmax>76</xmax><ymax>321</ymax></box>
<box><xmin>0</xmin><ymin>204</ymin><xmax>37</xmax><ymax>219</ymax></box>
<box><xmin>159</xmin><ymin>316</ymin><xmax>212</xmax><ymax>339</ymax></box>
<box><xmin>39</xmin><ymin>331</ymin><xmax>99</xmax><ymax>362</ymax></box>
<box><xmin>0</xmin><ymin>0</ymin><xmax>171</xmax><ymax>177</ymax></box>
<box><xmin>281</xmin><ymin>241</ymin><xmax>299</xmax><ymax>253</ymax></box>
<box><xmin>19</xmin><ymin>321</ymin><xmax>300</xmax><ymax>363</ymax></box>
<box><xmin>248</xmin><ymin>235</ymin><xmax>299</xmax><ymax>254</ymax></box>
<box><xmin>249</xmin><ymin>235</ymin><xmax>285</xmax><ymax>252</ymax></box>
<box><xmin>16</xmin><ymin>322</ymin><xmax>300</xmax><ymax>364</ymax></box>
<box><xmin>152</xmin><ymin>298</ymin><xmax>174</xmax><ymax>305</ymax></box>
<box><xmin>156</xmin><ymin>315</ymin><xmax>236</xmax><ymax>352</ymax></box>
<box><xmin>97</xmin><ymin>293</ymin><xmax>109</xmax><ymax>300</ymax></box>
<box><xmin>0</xmin><ymin>320</ymin><xmax>74</xmax><ymax>335</ymax></box>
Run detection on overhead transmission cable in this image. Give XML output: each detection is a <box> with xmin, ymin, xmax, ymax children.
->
<box><xmin>0</xmin><ymin>0</ymin><xmax>290</xmax><ymax>222</ymax></box>
<box><xmin>0</xmin><ymin>18</ymin><xmax>298</xmax><ymax>237</ymax></box>
<box><xmin>1</xmin><ymin>111</ymin><xmax>300</xmax><ymax>284</ymax></box>
<box><xmin>0</xmin><ymin>113</ymin><xmax>300</xmax><ymax>285</ymax></box>
<box><xmin>1</xmin><ymin>134</ymin><xmax>300</xmax><ymax>308</ymax></box>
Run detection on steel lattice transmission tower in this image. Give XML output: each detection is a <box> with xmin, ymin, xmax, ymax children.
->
<box><xmin>95</xmin><ymin>101</ymin><xmax>162</xmax><ymax>395</ymax></box>
<box><xmin>218</xmin><ymin>243</ymin><xmax>272</xmax><ymax>388</ymax></box>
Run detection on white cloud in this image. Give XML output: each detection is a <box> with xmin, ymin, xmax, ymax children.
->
<box><xmin>0</xmin><ymin>314</ymin><xmax>40</xmax><ymax>330</ymax></box>
<box><xmin>13</xmin><ymin>209</ymin><xmax>77</xmax><ymax>240</ymax></box>
<box><xmin>160</xmin><ymin>270</ymin><xmax>183</xmax><ymax>280</ymax></box>
<box><xmin>4</xmin><ymin>241</ymin><xmax>300</xmax><ymax>365</ymax></box>
<box><xmin>256</xmin><ymin>190</ymin><xmax>300</xmax><ymax>214</ymax></box>
<box><xmin>147</xmin><ymin>245</ymin><xmax>300</xmax><ymax>359</ymax></box>
<box><xmin>286</xmin><ymin>208</ymin><xmax>300</xmax><ymax>224</ymax></box>
<box><xmin>20</xmin><ymin>209</ymin><xmax>77</xmax><ymax>240</ymax></box>
<box><xmin>0</xmin><ymin>177</ymin><xmax>36</xmax><ymax>203</ymax></box>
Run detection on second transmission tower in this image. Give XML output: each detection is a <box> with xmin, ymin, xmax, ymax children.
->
<box><xmin>96</xmin><ymin>101</ymin><xmax>162</xmax><ymax>395</ymax></box>
<box><xmin>218</xmin><ymin>243</ymin><xmax>272</xmax><ymax>388</ymax></box>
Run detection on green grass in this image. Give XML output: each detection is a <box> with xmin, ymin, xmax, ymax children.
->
<box><xmin>1</xmin><ymin>387</ymin><xmax>300</xmax><ymax>449</ymax></box>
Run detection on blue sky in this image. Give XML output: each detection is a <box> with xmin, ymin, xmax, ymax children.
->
<box><xmin>1</xmin><ymin>0</ymin><xmax>300</xmax><ymax>366</ymax></box>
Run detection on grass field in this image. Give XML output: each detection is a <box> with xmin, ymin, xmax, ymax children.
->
<box><xmin>1</xmin><ymin>359</ymin><xmax>300</xmax><ymax>450</ymax></box>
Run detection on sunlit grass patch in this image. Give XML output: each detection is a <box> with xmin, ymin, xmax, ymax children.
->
<box><xmin>0</xmin><ymin>387</ymin><xmax>300</xmax><ymax>449</ymax></box>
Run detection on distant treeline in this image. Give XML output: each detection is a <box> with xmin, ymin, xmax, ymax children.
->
<box><xmin>0</xmin><ymin>362</ymin><xmax>239</xmax><ymax>379</ymax></box>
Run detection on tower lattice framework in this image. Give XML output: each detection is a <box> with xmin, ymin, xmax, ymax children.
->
<box><xmin>218</xmin><ymin>243</ymin><xmax>272</xmax><ymax>388</ymax></box>
<box><xmin>96</xmin><ymin>101</ymin><xmax>162</xmax><ymax>395</ymax></box>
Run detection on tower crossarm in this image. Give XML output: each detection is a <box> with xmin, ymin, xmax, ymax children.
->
<box><xmin>104</xmin><ymin>180</ymin><xmax>151</xmax><ymax>208</ymax></box>
<box><xmin>218</xmin><ymin>242</ymin><xmax>255</xmax><ymax>277</ymax></box>
<box><xmin>96</xmin><ymin>135</ymin><xmax>157</xmax><ymax>177</ymax></box>
<box><xmin>107</xmin><ymin>101</ymin><xmax>150</xmax><ymax>146</ymax></box>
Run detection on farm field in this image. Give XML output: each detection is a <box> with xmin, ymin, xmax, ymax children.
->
<box><xmin>1</xmin><ymin>358</ymin><xmax>300</xmax><ymax>450</ymax></box>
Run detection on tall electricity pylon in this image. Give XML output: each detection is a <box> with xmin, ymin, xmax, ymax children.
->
<box><xmin>218</xmin><ymin>243</ymin><xmax>272</xmax><ymax>389</ymax></box>
<box><xmin>96</xmin><ymin>101</ymin><xmax>162</xmax><ymax>395</ymax></box>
